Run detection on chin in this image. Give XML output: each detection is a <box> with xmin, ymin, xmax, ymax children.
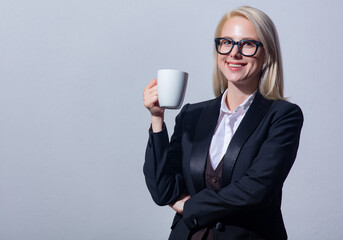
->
<box><xmin>226</xmin><ymin>76</ymin><xmax>246</xmax><ymax>84</ymax></box>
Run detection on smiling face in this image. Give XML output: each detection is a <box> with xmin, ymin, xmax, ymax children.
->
<box><xmin>217</xmin><ymin>16</ymin><xmax>265</xmax><ymax>90</ymax></box>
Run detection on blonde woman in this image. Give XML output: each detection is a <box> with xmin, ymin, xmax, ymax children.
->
<box><xmin>143</xmin><ymin>6</ymin><xmax>303</xmax><ymax>240</ymax></box>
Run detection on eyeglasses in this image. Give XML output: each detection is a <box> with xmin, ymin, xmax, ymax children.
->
<box><xmin>214</xmin><ymin>38</ymin><xmax>263</xmax><ymax>57</ymax></box>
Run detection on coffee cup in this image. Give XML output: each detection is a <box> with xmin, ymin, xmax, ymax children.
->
<box><xmin>157</xmin><ymin>69</ymin><xmax>188</xmax><ymax>109</ymax></box>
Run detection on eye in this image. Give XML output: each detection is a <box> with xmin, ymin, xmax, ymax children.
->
<box><xmin>241</xmin><ymin>40</ymin><xmax>256</xmax><ymax>48</ymax></box>
<box><xmin>221</xmin><ymin>39</ymin><xmax>233</xmax><ymax>46</ymax></box>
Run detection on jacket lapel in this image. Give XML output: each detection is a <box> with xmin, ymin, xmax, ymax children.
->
<box><xmin>189</xmin><ymin>96</ymin><xmax>221</xmax><ymax>193</ymax></box>
<box><xmin>221</xmin><ymin>92</ymin><xmax>273</xmax><ymax>186</ymax></box>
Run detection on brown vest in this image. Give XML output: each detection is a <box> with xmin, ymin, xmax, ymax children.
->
<box><xmin>190</xmin><ymin>156</ymin><xmax>224</xmax><ymax>240</ymax></box>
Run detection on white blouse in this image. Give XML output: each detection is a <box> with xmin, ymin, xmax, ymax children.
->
<box><xmin>208</xmin><ymin>89</ymin><xmax>257</xmax><ymax>170</ymax></box>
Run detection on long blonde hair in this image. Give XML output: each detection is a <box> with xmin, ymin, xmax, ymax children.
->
<box><xmin>213</xmin><ymin>6</ymin><xmax>284</xmax><ymax>100</ymax></box>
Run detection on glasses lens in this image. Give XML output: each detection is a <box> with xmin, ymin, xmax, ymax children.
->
<box><xmin>217</xmin><ymin>38</ymin><xmax>233</xmax><ymax>54</ymax></box>
<box><xmin>240</xmin><ymin>40</ymin><xmax>258</xmax><ymax>56</ymax></box>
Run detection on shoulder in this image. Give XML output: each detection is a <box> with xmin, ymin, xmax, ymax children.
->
<box><xmin>268</xmin><ymin>99</ymin><xmax>304</xmax><ymax>123</ymax></box>
<box><xmin>176</xmin><ymin>96</ymin><xmax>222</xmax><ymax>126</ymax></box>
<box><xmin>182</xmin><ymin>96</ymin><xmax>222</xmax><ymax>113</ymax></box>
<box><xmin>270</xmin><ymin>99</ymin><xmax>303</xmax><ymax>114</ymax></box>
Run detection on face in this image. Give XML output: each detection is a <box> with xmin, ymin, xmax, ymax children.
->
<box><xmin>217</xmin><ymin>16</ymin><xmax>264</xmax><ymax>89</ymax></box>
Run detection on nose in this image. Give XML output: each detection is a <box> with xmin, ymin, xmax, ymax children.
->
<box><xmin>230</xmin><ymin>43</ymin><xmax>241</xmax><ymax>57</ymax></box>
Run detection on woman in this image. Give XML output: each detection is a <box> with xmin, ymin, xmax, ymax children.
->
<box><xmin>143</xmin><ymin>6</ymin><xmax>303</xmax><ymax>240</ymax></box>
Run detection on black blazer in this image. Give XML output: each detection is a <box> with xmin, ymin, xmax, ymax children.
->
<box><xmin>144</xmin><ymin>92</ymin><xmax>303</xmax><ymax>240</ymax></box>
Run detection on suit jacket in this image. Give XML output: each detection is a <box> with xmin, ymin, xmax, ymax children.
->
<box><xmin>144</xmin><ymin>92</ymin><xmax>304</xmax><ymax>240</ymax></box>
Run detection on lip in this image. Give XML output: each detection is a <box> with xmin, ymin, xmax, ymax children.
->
<box><xmin>226</xmin><ymin>61</ymin><xmax>247</xmax><ymax>71</ymax></box>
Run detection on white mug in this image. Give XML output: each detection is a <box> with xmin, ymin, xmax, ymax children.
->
<box><xmin>157</xmin><ymin>69</ymin><xmax>188</xmax><ymax>109</ymax></box>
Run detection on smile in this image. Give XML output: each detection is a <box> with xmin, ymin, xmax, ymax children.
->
<box><xmin>226</xmin><ymin>62</ymin><xmax>247</xmax><ymax>71</ymax></box>
<box><xmin>229</xmin><ymin>63</ymin><xmax>243</xmax><ymax>67</ymax></box>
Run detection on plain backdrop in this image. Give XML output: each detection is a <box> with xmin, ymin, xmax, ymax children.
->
<box><xmin>0</xmin><ymin>0</ymin><xmax>342</xmax><ymax>239</ymax></box>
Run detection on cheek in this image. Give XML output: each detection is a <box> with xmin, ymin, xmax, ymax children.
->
<box><xmin>256</xmin><ymin>53</ymin><xmax>265</xmax><ymax>68</ymax></box>
<box><xmin>256</xmin><ymin>59</ymin><xmax>264</xmax><ymax>70</ymax></box>
<box><xmin>217</xmin><ymin>56</ymin><xmax>226</xmax><ymax>68</ymax></box>
<box><xmin>250</xmin><ymin>56</ymin><xmax>264</xmax><ymax>70</ymax></box>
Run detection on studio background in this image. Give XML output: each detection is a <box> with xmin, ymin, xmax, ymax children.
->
<box><xmin>0</xmin><ymin>0</ymin><xmax>342</xmax><ymax>239</ymax></box>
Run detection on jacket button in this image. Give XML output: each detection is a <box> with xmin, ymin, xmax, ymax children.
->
<box><xmin>216</xmin><ymin>222</ymin><xmax>225</xmax><ymax>232</ymax></box>
<box><xmin>193</xmin><ymin>218</ymin><xmax>199</xmax><ymax>227</ymax></box>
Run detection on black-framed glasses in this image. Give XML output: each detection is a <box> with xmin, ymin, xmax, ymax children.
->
<box><xmin>214</xmin><ymin>38</ymin><xmax>263</xmax><ymax>56</ymax></box>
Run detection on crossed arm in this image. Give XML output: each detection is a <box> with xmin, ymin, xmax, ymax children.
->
<box><xmin>144</xmin><ymin>101</ymin><xmax>303</xmax><ymax>230</ymax></box>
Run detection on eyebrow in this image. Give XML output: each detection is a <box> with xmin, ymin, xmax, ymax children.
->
<box><xmin>220</xmin><ymin>36</ymin><xmax>260</xmax><ymax>41</ymax></box>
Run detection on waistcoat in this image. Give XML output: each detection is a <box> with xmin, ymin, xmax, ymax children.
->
<box><xmin>190</xmin><ymin>156</ymin><xmax>224</xmax><ymax>240</ymax></box>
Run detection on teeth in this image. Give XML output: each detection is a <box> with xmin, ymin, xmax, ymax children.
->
<box><xmin>229</xmin><ymin>63</ymin><xmax>242</xmax><ymax>67</ymax></box>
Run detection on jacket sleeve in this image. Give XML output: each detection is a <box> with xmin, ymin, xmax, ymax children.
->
<box><xmin>143</xmin><ymin>104</ymin><xmax>189</xmax><ymax>206</ymax></box>
<box><xmin>183</xmin><ymin>103</ymin><xmax>304</xmax><ymax>229</ymax></box>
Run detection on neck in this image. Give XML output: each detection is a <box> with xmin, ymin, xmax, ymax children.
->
<box><xmin>225</xmin><ymin>82</ymin><xmax>258</xmax><ymax>112</ymax></box>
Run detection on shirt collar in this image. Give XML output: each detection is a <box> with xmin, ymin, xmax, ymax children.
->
<box><xmin>220</xmin><ymin>89</ymin><xmax>257</xmax><ymax>115</ymax></box>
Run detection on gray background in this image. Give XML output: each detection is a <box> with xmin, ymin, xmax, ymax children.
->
<box><xmin>0</xmin><ymin>0</ymin><xmax>342</xmax><ymax>239</ymax></box>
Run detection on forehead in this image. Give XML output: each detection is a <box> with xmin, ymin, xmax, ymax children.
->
<box><xmin>220</xmin><ymin>16</ymin><xmax>259</xmax><ymax>40</ymax></box>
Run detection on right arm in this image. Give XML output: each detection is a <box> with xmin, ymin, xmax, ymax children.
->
<box><xmin>143</xmin><ymin>79</ymin><xmax>188</xmax><ymax>206</ymax></box>
<box><xmin>143</xmin><ymin>78</ymin><xmax>164</xmax><ymax>133</ymax></box>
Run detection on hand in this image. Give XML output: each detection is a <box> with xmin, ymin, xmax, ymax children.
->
<box><xmin>143</xmin><ymin>79</ymin><xmax>164</xmax><ymax>118</ymax></box>
<box><xmin>143</xmin><ymin>79</ymin><xmax>165</xmax><ymax>132</ymax></box>
<box><xmin>169</xmin><ymin>195</ymin><xmax>190</xmax><ymax>215</ymax></box>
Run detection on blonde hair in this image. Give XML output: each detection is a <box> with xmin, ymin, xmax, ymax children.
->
<box><xmin>213</xmin><ymin>6</ymin><xmax>284</xmax><ymax>100</ymax></box>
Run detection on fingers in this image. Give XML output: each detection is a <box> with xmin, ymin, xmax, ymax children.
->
<box><xmin>143</xmin><ymin>79</ymin><xmax>157</xmax><ymax>99</ymax></box>
<box><xmin>143</xmin><ymin>79</ymin><xmax>165</xmax><ymax>120</ymax></box>
<box><xmin>145</xmin><ymin>85</ymin><xmax>158</xmax><ymax>96</ymax></box>
<box><xmin>143</xmin><ymin>79</ymin><xmax>159</xmax><ymax>109</ymax></box>
<box><xmin>169</xmin><ymin>200</ymin><xmax>184</xmax><ymax>214</ymax></box>
<box><xmin>143</xmin><ymin>86</ymin><xmax>158</xmax><ymax>109</ymax></box>
<box><xmin>144</xmin><ymin>78</ymin><xmax>157</xmax><ymax>91</ymax></box>
<box><xmin>168</xmin><ymin>195</ymin><xmax>191</xmax><ymax>215</ymax></box>
<box><xmin>183</xmin><ymin>195</ymin><xmax>191</xmax><ymax>201</ymax></box>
